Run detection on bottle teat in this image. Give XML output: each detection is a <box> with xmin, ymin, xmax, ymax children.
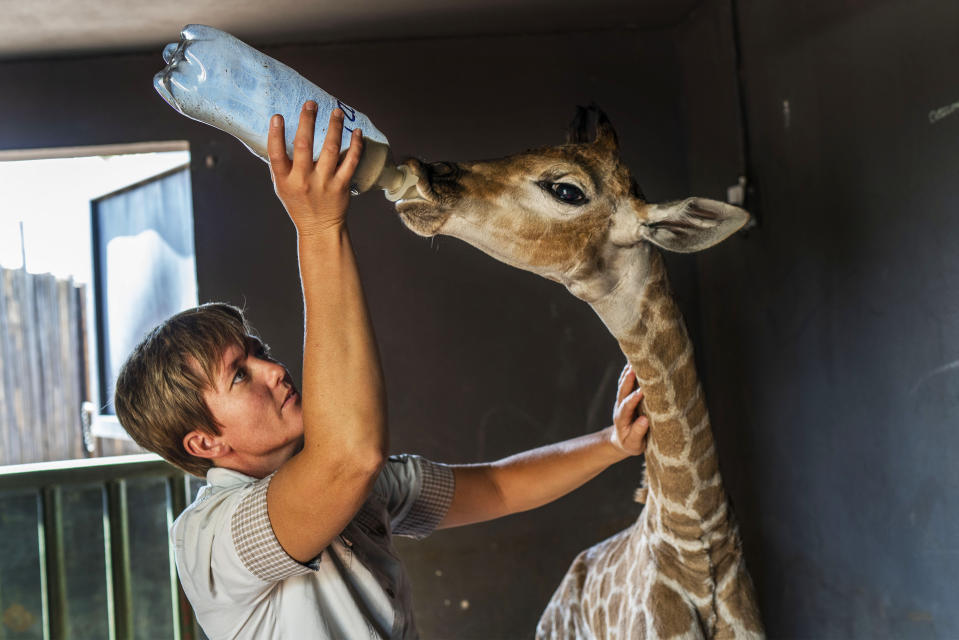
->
<box><xmin>378</xmin><ymin>164</ymin><xmax>419</xmax><ymax>202</ymax></box>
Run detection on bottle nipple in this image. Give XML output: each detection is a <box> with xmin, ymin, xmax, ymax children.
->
<box><xmin>378</xmin><ymin>164</ymin><xmax>419</xmax><ymax>201</ymax></box>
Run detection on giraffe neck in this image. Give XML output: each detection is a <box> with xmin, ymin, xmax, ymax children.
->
<box><xmin>589</xmin><ymin>248</ymin><xmax>727</xmax><ymax>537</ymax></box>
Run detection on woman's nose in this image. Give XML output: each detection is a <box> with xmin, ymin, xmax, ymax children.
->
<box><xmin>257</xmin><ymin>358</ymin><xmax>287</xmax><ymax>385</ymax></box>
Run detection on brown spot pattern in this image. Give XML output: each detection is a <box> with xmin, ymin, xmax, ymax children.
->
<box><xmin>659</xmin><ymin>464</ymin><xmax>694</xmax><ymax>504</ymax></box>
<box><xmin>680</xmin><ymin>549</ymin><xmax>712</xmax><ymax>575</ymax></box>
<box><xmin>696</xmin><ymin>453</ymin><xmax>720</xmax><ymax>483</ymax></box>
<box><xmin>651</xmin><ymin>326</ymin><xmax>687</xmax><ymax>369</ymax></box>
<box><xmin>591</xmin><ymin>604</ymin><xmax>608</xmax><ymax>639</ymax></box>
<box><xmin>614</xmin><ymin>558</ymin><xmax>627</xmax><ymax>584</ymax></box>
<box><xmin>660</xmin><ymin>558</ymin><xmax>711</xmax><ymax>602</ymax></box>
<box><xmin>630</xmin><ymin>358</ymin><xmax>660</xmax><ymax>384</ymax></box>
<box><xmin>660</xmin><ymin>509</ymin><xmax>703</xmax><ymax>533</ymax></box>
<box><xmin>662</xmin><ymin>519</ymin><xmax>706</xmax><ymax>542</ymax></box>
<box><xmin>644</xmin><ymin>387</ymin><xmax>673</xmax><ymax>414</ymax></box>
<box><xmin>711</xmin><ymin>535</ymin><xmax>739</xmax><ymax>571</ymax></box>
<box><xmin>688</xmin><ymin>427</ymin><xmax>714</xmax><ymax>465</ymax></box>
<box><xmin>692</xmin><ymin>483</ymin><xmax>724</xmax><ymax>519</ymax></box>
<box><xmin>652</xmin><ymin>417</ymin><xmax>687</xmax><ymax>458</ymax></box>
<box><xmin>608</xmin><ymin>592</ymin><xmax>623</xmax><ymax>625</ymax></box>
<box><xmin>649</xmin><ymin>582</ymin><xmax>695</xmax><ymax>637</ymax></box>
<box><xmin>630</xmin><ymin>610</ymin><xmax>648</xmax><ymax>637</ymax></box>
<box><xmin>672</xmin><ymin>356</ymin><xmax>699</xmax><ymax>400</ymax></box>
<box><xmin>686</xmin><ymin>397</ymin><xmax>708</xmax><ymax>432</ymax></box>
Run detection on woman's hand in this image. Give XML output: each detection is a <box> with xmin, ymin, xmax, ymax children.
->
<box><xmin>267</xmin><ymin>101</ymin><xmax>364</xmax><ymax>237</ymax></box>
<box><xmin>610</xmin><ymin>363</ymin><xmax>650</xmax><ymax>456</ymax></box>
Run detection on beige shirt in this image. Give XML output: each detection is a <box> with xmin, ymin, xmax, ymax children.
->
<box><xmin>172</xmin><ymin>455</ymin><xmax>455</xmax><ymax>639</ymax></box>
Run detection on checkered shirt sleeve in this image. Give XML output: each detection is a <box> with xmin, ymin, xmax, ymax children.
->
<box><xmin>392</xmin><ymin>457</ymin><xmax>456</xmax><ymax>539</ymax></box>
<box><xmin>231</xmin><ymin>476</ymin><xmax>316</xmax><ymax>582</ymax></box>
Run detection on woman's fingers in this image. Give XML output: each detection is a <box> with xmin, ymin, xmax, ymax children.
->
<box><xmin>623</xmin><ymin>387</ymin><xmax>644</xmax><ymax>415</ymax></box>
<box><xmin>279</xmin><ymin>104</ymin><xmax>362</xmax><ymax>191</ymax></box>
<box><xmin>335</xmin><ymin>128</ymin><xmax>363</xmax><ymax>184</ymax></box>
<box><xmin>628</xmin><ymin>410</ymin><xmax>651</xmax><ymax>450</ymax></box>
<box><xmin>634</xmin><ymin>414</ymin><xmax>650</xmax><ymax>434</ymax></box>
<box><xmin>610</xmin><ymin>383</ymin><xmax>648</xmax><ymax>456</ymax></box>
<box><xmin>267</xmin><ymin>114</ymin><xmax>291</xmax><ymax>178</ymax></box>
<box><xmin>616</xmin><ymin>363</ymin><xmax>636</xmax><ymax>406</ymax></box>
<box><xmin>617</xmin><ymin>363</ymin><xmax>628</xmax><ymax>389</ymax></box>
<box><xmin>291</xmin><ymin>101</ymin><xmax>318</xmax><ymax>178</ymax></box>
<box><xmin>317</xmin><ymin>108</ymin><xmax>345</xmax><ymax>176</ymax></box>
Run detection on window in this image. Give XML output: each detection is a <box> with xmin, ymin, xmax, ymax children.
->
<box><xmin>0</xmin><ymin>143</ymin><xmax>196</xmax><ymax>464</ymax></box>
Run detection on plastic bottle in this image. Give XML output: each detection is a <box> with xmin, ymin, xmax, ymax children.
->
<box><xmin>153</xmin><ymin>24</ymin><xmax>417</xmax><ymax>200</ymax></box>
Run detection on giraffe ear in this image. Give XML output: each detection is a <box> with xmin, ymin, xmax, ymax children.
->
<box><xmin>566</xmin><ymin>105</ymin><xmax>620</xmax><ymax>154</ymax></box>
<box><xmin>566</xmin><ymin>106</ymin><xmax>591</xmax><ymax>144</ymax></box>
<box><xmin>593</xmin><ymin>109</ymin><xmax>620</xmax><ymax>154</ymax></box>
<box><xmin>638</xmin><ymin>198</ymin><xmax>750</xmax><ymax>253</ymax></box>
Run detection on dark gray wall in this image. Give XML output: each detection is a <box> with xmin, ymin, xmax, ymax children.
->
<box><xmin>686</xmin><ymin>0</ymin><xmax>959</xmax><ymax>637</ymax></box>
<box><xmin>0</xmin><ymin>28</ymin><xmax>694</xmax><ymax>637</ymax></box>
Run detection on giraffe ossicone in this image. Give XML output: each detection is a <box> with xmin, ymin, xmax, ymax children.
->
<box><xmin>395</xmin><ymin>106</ymin><xmax>765</xmax><ymax>639</ymax></box>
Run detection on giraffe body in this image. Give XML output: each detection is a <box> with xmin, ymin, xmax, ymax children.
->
<box><xmin>395</xmin><ymin>107</ymin><xmax>764</xmax><ymax>638</ymax></box>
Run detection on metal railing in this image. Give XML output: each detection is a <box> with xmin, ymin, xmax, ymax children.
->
<box><xmin>0</xmin><ymin>454</ymin><xmax>204</xmax><ymax>640</ymax></box>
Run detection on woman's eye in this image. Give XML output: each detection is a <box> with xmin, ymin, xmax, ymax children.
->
<box><xmin>233</xmin><ymin>368</ymin><xmax>247</xmax><ymax>385</ymax></box>
<box><xmin>546</xmin><ymin>182</ymin><xmax>588</xmax><ymax>205</ymax></box>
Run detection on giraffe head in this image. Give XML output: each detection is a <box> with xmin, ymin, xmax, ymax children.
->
<box><xmin>396</xmin><ymin>107</ymin><xmax>749</xmax><ymax>303</ymax></box>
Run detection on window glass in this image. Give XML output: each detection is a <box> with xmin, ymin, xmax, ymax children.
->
<box><xmin>0</xmin><ymin>490</ymin><xmax>43</xmax><ymax>639</ymax></box>
<box><xmin>60</xmin><ymin>484</ymin><xmax>110</xmax><ymax>638</ymax></box>
<box><xmin>125</xmin><ymin>477</ymin><xmax>175</xmax><ymax>639</ymax></box>
<box><xmin>92</xmin><ymin>168</ymin><xmax>197</xmax><ymax>413</ymax></box>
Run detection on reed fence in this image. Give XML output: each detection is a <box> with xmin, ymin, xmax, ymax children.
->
<box><xmin>0</xmin><ymin>266</ymin><xmax>141</xmax><ymax>464</ymax></box>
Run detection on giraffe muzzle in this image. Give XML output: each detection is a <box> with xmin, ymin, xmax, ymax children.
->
<box><xmin>397</xmin><ymin>158</ymin><xmax>465</xmax><ymax>204</ymax></box>
<box><xmin>425</xmin><ymin>161</ymin><xmax>460</xmax><ymax>181</ymax></box>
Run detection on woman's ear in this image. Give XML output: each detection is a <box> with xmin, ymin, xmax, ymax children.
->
<box><xmin>183</xmin><ymin>429</ymin><xmax>230</xmax><ymax>460</ymax></box>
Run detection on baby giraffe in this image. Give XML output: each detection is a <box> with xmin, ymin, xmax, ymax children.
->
<box><xmin>396</xmin><ymin>107</ymin><xmax>764</xmax><ymax>639</ymax></box>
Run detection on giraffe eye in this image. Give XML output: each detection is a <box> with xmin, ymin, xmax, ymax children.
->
<box><xmin>541</xmin><ymin>181</ymin><xmax>589</xmax><ymax>205</ymax></box>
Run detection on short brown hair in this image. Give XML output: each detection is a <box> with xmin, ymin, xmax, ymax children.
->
<box><xmin>114</xmin><ymin>303</ymin><xmax>259</xmax><ymax>476</ymax></box>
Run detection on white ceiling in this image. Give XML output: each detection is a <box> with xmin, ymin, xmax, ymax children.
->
<box><xmin>1</xmin><ymin>0</ymin><xmax>701</xmax><ymax>61</ymax></box>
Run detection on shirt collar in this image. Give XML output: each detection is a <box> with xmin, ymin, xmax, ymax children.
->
<box><xmin>206</xmin><ymin>466</ymin><xmax>261</xmax><ymax>488</ymax></box>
